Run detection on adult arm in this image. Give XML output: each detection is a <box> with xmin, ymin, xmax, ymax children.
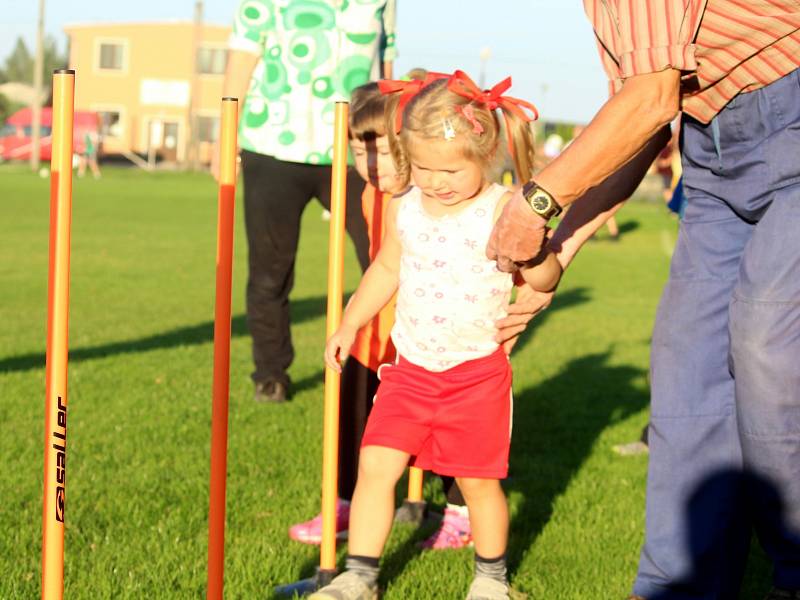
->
<box><xmin>211</xmin><ymin>49</ymin><xmax>259</xmax><ymax>181</ymax></box>
<box><xmin>494</xmin><ymin>125</ymin><xmax>671</xmax><ymax>345</ymax></box>
<box><xmin>487</xmin><ymin>68</ymin><xmax>681</xmax><ymax>271</ymax></box>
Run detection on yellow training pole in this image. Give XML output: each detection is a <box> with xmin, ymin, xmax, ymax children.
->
<box><xmin>42</xmin><ymin>68</ymin><xmax>75</xmax><ymax>600</ymax></box>
<box><xmin>207</xmin><ymin>97</ymin><xmax>238</xmax><ymax>600</ymax></box>
<box><xmin>407</xmin><ymin>467</ymin><xmax>424</xmax><ymax>503</ymax></box>
<box><xmin>320</xmin><ymin>102</ymin><xmax>349</xmax><ymax>576</ymax></box>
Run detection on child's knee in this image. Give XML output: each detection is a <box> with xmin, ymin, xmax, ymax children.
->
<box><xmin>357</xmin><ymin>446</ymin><xmax>407</xmax><ymax>482</ymax></box>
<box><xmin>455</xmin><ymin>477</ymin><xmax>501</xmax><ymax>500</ymax></box>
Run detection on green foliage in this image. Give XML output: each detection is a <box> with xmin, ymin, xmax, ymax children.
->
<box><xmin>0</xmin><ymin>166</ymin><xmax>772</xmax><ymax>598</ymax></box>
<box><xmin>0</xmin><ymin>93</ymin><xmax>22</xmax><ymax>124</ymax></box>
<box><xmin>0</xmin><ymin>36</ymin><xmax>67</xmax><ymax>85</ymax></box>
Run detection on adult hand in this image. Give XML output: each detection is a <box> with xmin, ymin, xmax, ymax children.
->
<box><xmin>486</xmin><ymin>187</ymin><xmax>548</xmax><ymax>272</ymax></box>
<box><xmin>210</xmin><ymin>138</ymin><xmax>241</xmax><ymax>183</ymax></box>
<box><xmin>497</xmin><ymin>284</ymin><xmax>554</xmax><ymax>354</ymax></box>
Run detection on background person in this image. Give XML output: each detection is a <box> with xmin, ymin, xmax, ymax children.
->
<box><xmin>215</xmin><ymin>0</ymin><xmax>397</xmax><ymax>402</ymax></box>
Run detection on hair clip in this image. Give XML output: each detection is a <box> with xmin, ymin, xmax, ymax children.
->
<box><xmin>442</xmin><ymin>118</ymin><xmax>456</xmax><ymax>141</ymax></box>
<box><xmin>456</xmin><ymin>105</ymin><xmax>484</xmax><ymax>135</ymax></box>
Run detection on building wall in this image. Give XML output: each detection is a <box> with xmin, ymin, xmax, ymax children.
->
<box><xmin>65</xmin><ymin>22</ymin><xmax>231</xmax><ymax>164</ymax></box>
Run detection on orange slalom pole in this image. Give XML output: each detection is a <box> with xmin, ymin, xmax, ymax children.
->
<box><xmin>42</xmin><ymin>69</ymin><xmax>75</xmax><ymax>600</ymax></box>
<box><xmin>320</xmin><ymin>102</ymin><xmax>349</xmax><ymax>574</ymax></box>
<box><xmin>407</xmin><ymin>467</ymin><xmax>424</xmax><ymax>503</ymax></box>
<box><xmin>206</xmin><ymin>97</ymin><xmax>238</xmax><ymax>600</ymax></box>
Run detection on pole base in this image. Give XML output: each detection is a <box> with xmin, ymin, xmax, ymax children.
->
<box><xmin>275</xmin><ymin>567</ymin><xmax>337</xmax><ymax>597</ymax></box>
<box><xmin>393</xmin><ymin>499</ymin><xmax>427</xmax><ymax>525</ymax></box>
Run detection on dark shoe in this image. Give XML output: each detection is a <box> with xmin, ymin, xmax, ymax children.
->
<box><xmin>765</xmin><ymin>589</ymin><xmax>800</xmax><ymax>600</ymax></box>
<box><xmin>254</xmin><ymin>379</ymin><xmax>288</xmax><ymax>403</ymax></box>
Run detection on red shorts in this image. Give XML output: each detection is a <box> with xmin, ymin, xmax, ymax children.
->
<box><xmin>361</xmin><ymin>348</ymin><xmax>513</xmax><ymax>479</ymax></box>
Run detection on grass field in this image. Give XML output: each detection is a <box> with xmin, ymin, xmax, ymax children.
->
<box><xmin>0</xmin><ymin>164</ymin><xmax>771</xmax><ymax>598</ymax></box>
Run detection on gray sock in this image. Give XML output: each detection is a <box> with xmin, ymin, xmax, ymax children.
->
<box><xmin>475</xmin><ymin>553</ymin><xmax>508</xmax><ymax>585</ymax></box>
<box><xmin>345</xmin><ymin>555</ymin><xmax>379</xmax><ymax>587</ymax></box>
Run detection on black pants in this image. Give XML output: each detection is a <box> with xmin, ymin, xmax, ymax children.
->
<box><xmin>242</xmin><ymin>150</ymin><xmax>371</xmax><ymax>386</ymax></box>
<box><xmin>339</xmin><ymin>358</ymin><xmax>465</xmax><ymax>505</ymax></box>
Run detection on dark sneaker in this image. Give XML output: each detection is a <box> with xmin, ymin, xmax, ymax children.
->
<box><xmin>254</xmin><ymin>379</ymin><xmax>288</xmax><ymax>403</ymax></box>
<box><xmin>765</xmin><ymin>589</ymin><xmax>800</xmax><ymax>600</ymax></box>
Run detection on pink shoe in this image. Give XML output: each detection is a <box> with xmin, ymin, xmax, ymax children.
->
<box><xmin>288</xmin><ymin>499</ymin><xmax>350</xmax><ymax>545</ymax></box>
<box><xmin>421</xmin><ymin>507</ymin><xmax>473</xmax><ymax>550</ymax></box>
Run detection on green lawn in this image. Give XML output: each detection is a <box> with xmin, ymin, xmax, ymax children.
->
<box><xmin>0</xmin><ymin>164</ymin><xmax>770</xmax><ymax>598</ymax></box>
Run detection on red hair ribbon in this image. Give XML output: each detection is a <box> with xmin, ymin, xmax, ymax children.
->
<box><xmin>378</xmin><ymin>72</ymin><xmax>449</xmax><ymax>133</ymax></box>
<box><xmin>447</xmin><ymin>70</ymin><xmax>538</xmax><ymax>158</ymax></box>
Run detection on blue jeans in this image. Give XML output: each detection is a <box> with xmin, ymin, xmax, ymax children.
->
<box><xmin>634</xmin><ymin>69</ymin><xmax>800</xmax><ymax>599</ymax></box>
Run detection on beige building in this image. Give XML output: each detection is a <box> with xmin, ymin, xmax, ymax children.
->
<box><xmin>64</xmin><ymin>21</ymin><xmax>231</xmax><ymax>165</ymax></box>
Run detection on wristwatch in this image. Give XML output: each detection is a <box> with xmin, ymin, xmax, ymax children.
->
<box><xmin>521</xmin><ymin>181</ymin><xmax>563</xmax><ymax>220</ymax></box>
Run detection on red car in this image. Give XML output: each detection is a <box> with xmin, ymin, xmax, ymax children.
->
<box><xmin>0</xmin><ymin>107</ymin><xmax>100</xmax><ymax>162</ymax></box>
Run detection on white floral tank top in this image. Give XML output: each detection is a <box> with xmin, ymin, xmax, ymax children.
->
<box><xmin>391</xmin><ymin>183</ymin><xmax>514</xmax><ymax>371</ymax></box>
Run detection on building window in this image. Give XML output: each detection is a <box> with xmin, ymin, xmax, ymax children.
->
<box><xmin>98</xmin><ymin>111</ymin><xmax>122</xmax><ymax>138</ymax></box>
<box><xmin>197</xmin><ymin>47</ymin><xmax>227</xmax><ymax>75</ymax></box>
<box><xmin>98</xmin><ymin>42</ymin><xmax>125</xmax><ymax>70</ymax></box>
<box><xmin>196</xmin><ymin>116</ymin><xmax>220</xmax><ymax>143</ymax></box>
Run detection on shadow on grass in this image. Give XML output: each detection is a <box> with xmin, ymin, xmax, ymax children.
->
<box><xmin>505</xmin><ymin>351</ymin><xmax>649</xmax><ymax>577</ymax></box>
<box><xmin>0</xmin><ymin>295</ymin><xmax>327</xmax><ymax>374</ymax></box>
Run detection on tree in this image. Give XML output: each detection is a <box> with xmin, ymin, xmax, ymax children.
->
<box><xmin>0</xmin><ymin>36</ymin><xmax>67</xmax><ymax>85</ymax></box>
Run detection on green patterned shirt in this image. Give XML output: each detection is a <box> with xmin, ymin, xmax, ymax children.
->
<box><xmin>230</xmin><ymin>0</ymin><xmax>397</xmax><ymax>164</ymax></box>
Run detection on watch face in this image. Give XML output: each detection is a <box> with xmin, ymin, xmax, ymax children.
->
<box><xmin>531</xmin><ymin>193</ymin><xmax>551</xmax><ymax>213</ymax></box>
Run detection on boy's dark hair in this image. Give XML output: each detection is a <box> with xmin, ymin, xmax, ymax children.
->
<box><xmin>349</xmin><ymin>82</ymin><xmax>387</xmax><ymax>141</ymax></box>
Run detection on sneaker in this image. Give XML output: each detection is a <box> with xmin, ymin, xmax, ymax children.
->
<box><xmin>254</xmin><ymin>379</ymin><xmax>288</xmax><ymax>403</ymax></box>
<box><xmin>309</xmin><ymin>571</ymin><xmax>377</xmax><ymax>600</ymax></box>
<box><xmin>288</xmin><ymin>499</ymin><xmax>350</xmax><ymax>545</ymax></box>
<box><xmin>421</xmin><ymin>507</ymin><xmax>472</xmax><ymax>549</ymax></box>
<box><xmin>765</xmin><ymin>589</ymin><xmax>800</xmax><ymax>600</ymax></box>
<box><xmin>466</xmin><ymin>576</ymin><xmax>509</xmax><ymax>600</ymax></box>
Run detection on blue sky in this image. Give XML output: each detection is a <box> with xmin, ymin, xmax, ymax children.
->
<box><xmin>1</xmin><ymin>0</ymin><xmax>608</xmax><ymax>123</ymax></box>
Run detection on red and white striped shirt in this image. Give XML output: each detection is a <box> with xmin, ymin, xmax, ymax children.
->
<box><xmin>584</xmin><ymin>0</ymin><xmax>800</xmax><ymax>123</ymax></box>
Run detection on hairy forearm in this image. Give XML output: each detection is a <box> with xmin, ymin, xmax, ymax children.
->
<box><xmin>342</xmin><ymin>261</ymin><xmax>398</xmax><ymax>329</ymax></box>
<box><xmin>548</xmin><ymin>126</ymin><xmax>671</xmax><ymax>268</ymax></box>
<box><xmin>536</xmin><ymin>69</ymin><xmax>680</xmax><ymax>207</ymax></box>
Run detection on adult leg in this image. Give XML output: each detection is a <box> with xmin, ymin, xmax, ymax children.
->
<box><xmin>633</xmin><ymin>187</ymin><xmax>753</xmax><ymax>599</ymax></box>
<box><xmin>242</xmin><ymin>151</ymin><xmax>313</xmax><ymax>390</ymax></box>
<box><xmin>729</xmin><ymin>180</ymin><xmax>800</xmax><ymax>590</ymax></box>
<box><xmin>719</xmin><ymin>68</ymin><xmax>800</xmax><ymax>592</ymax></box>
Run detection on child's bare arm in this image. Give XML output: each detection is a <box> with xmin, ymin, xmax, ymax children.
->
<box><xmin>518</xmin><ymin>251</ymin><xmax>562</xmax><ymax>292</ymax></box>
<box><xmin>324</xmin><ymin>197</ymin><xmax>402</xmax><ymax>370</ymax></box>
